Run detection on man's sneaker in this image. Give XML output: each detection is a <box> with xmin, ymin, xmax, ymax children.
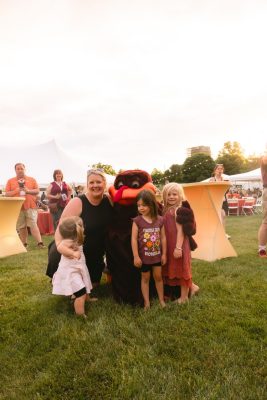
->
<box><xmin>37</xmin><ymin>242</ymin><xmax>46</xmax><ymax>249</ymax></box>
<box><xmin>258</xmin><ymin>249</ymin><xmax>267</xmax><ymax>258</ymax></box>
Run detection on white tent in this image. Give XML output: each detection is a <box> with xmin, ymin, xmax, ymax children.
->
<box><xmin>0</xmin><ymin>140</ymin><xmax>115</xmax><ymax>188</ymax></box>
<box><xmin>228</xmin><ymin>168</ymin><xmax>262</xmax><ymax>189</ymax></box>
<box><xmin>228</xmin><ymin>168</ymin><xmax>261</xmax><ymax>182</ymax></box>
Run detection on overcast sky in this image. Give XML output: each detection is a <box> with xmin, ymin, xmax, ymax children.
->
<box><xmin>1</xmin><ymin>0</ymin><xmax>267</xmax><ymax>173</ymax></box>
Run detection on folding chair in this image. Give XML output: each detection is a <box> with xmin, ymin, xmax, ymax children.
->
<box><xmin>227</xmin><ymin>199</ymin><xmax>239</xmax><ymax>216</ymax></box>
<box><xmin>253</xmin><ymin>197</ymin><xmax>262</xmax><ymax>214</ymax></box>
<box><xmin>241</xmin><ymin>197</ymin><xmax>255</xmax><ymax>215</ymax></box>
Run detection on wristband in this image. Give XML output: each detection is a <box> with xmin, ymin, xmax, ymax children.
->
<box><xmin>175</xmin><ymin>247</ymin><xmax>182</xmax><ymax>250</ymax></box>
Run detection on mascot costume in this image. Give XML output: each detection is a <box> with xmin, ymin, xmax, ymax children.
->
<box><xmin>106</xmin><ymin>169</ymin><xmax>157</xmax><ymax>305</ymax></box>
<box><xmin>106</xmin><ymin>169</ymin><xmax>197</xmax><ymax>306</ymax></box>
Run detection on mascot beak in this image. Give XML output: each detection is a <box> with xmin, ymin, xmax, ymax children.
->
<box><xmin>109</xmin><ymin>182</ymin><xmax>157</xmax><ymax>205</ymax></box>
<box><xmin>113</xmin><ymin>185</ymin><xmax>129</xmax><ymax>202</ymax></box>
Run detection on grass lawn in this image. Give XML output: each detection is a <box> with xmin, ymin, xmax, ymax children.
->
<box><xmin>0</xmin><ymin>214</ymin><xmax>266</xmax><ymax>400</ymax></box>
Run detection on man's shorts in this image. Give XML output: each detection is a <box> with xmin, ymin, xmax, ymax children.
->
<box><xmin>16</xmin><ymin>208</ymin><xmax>38</xmax><ymax>230</ymax></box>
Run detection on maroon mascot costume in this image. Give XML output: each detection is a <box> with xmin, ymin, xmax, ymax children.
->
<box><xmin>106</xmin><ymin>169</ymin><xmax>157</xmax><ymax>305</ymax></box>
<box><xmin>106</xmin><ymin>169</ymin><xmax>198</xmax><ymax>305</ymax></box>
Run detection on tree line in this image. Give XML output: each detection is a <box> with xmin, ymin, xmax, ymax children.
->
<box><xmin>93</xmin><ymin>141</ymin><xmax>262</xmax><ymax>187</ymax></box>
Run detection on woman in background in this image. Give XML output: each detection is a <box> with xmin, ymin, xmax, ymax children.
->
<box><xmin>209</xmin><ymin>164</ymin><xmax>231</xmax><ymax>239</ymax></box>
<box><xmin>46</xmin><ymin>169</ymin><xmax>72</xmax><ymax>230</ymax></box>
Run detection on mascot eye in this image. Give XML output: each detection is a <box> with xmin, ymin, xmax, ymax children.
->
<box><xmin>117</xmin><ymin>181</ymin><xmax>124</xmax><ymax>188</ymax></box>
<box><xmin>131</xmin><ymin>180</ymin><xmax>140</xmax><ymax>189</ymax></box>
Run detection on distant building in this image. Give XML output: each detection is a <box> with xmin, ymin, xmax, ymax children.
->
<box><xmin>187</xmin><ymin>146</ymin><xmax>211</xmax><ymax>157</ymax></box>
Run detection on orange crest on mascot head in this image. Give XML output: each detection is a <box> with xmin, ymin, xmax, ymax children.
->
<box><xmin>109</xmin><ymin>169</ymin><xmax>157</xmax><ymax>205</ymax></box>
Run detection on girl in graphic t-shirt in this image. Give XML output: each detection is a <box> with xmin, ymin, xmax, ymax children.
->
<box><xmin>131</xmin><ymin>190</ymin><xmax>167</xmax><ymax>309</ymax></box>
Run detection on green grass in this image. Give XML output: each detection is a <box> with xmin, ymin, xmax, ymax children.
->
<box><xmin>0</xmin><ymin>214</ymin><xmax>267</xmax><ymax>400</ymax></box>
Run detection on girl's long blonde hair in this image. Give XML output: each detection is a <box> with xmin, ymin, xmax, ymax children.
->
<box><xmin>59</xmin><ymin>216</ymin><xmax>84</xmax><ymax>245</ymax></box>
<box><xmin>162</xmin><ymin>182</ymin><xmax>185</xmax><ymax>213</ymax></box>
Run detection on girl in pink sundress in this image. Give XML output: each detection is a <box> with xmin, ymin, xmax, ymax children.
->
<box><xmin>52</xmin><ymin>216</ymin><xmax>92</xmax><ymax>318</ymax></box>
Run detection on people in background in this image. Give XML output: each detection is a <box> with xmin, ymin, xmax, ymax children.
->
<box><xmin>209</xmin><ymin>164</ymin><xmax>231</xmax><ymax>239</ymax></box>
<box><xmin>75</xmin><ymin>185</ymin><xmax>85</xmax><ymax>196</ymax></box>
<box><xmin>52</xmin><ymin>216</ymin><xmax>92</xmax><ymax>318</ymax></box>
<box><xmin>46</xmin><ymin>169</ymin><xmax>72</xmax><ymax>230</ymax></box>
<box><xmin>131</xmin><ymin>189</ymin><xmax>167</xmax><ymax>309</ymax></box>
<box><xmin>36</xmin><ymin>194</ymin><xmax>48</xmax><ymax>211</ymax></box>
<box><xmin>41</xmin><ymin>191</ymin><xmax>46</xmax><ymax>202</ymax></box>
<box><xmin>257</xmin><ymin>154</ymin><xmax>267</xmax><ymax>258</ymax></box>
<box><xmin>5</xmin><ymin>163</ymin><xmax>45</xmax><ymax>249</ymax></box>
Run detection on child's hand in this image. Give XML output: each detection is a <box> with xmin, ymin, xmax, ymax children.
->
<box><xmin>173</xmin><ymin>248</ymin><xmax>182</xmax><ymax>259</ymax></box>
<box><xmin>73</xmin><ymin>250</ymin><xmax>81</xmax><ymax>260</ymax></box>
<box><xmin>161</xmin><ymin>254</ymin><xmax>167</xmax><ymax>265</ymax></box>
<box><xmin>134</xmin><ymin>256</ymin><xmax>142</xmax><ymax>268</ymax></box>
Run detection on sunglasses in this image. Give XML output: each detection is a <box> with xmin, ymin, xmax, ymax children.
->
<box><xmin>87</xmin><ymin>168</ymin><xmax>104</xmax><ymax>176</ymax></box>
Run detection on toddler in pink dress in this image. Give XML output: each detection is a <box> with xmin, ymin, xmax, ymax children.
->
<box><xmin>52</xmin><ymin>216</ymin><xmax>92</xmax><ymax>318</ymax></box>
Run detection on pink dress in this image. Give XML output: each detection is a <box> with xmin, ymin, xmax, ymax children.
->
<box><xmin>162</xmin><ymin>207</ymin><xmax>192</xmax><ymax>288</ymax></box>
<box><xmin>52</xmin><ymin>246</ymin><xmax>92</xmax><ymax>296</ymax></box>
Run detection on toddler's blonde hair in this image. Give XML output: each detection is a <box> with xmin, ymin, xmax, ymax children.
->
<box><xmin>59</xmin><ymin>216</ymin><xmax>84</xmax><ymax>245</ymax></box>
<box><xmin>162</xmin><ymin>182</ymin><xmax>185</xmax><ymax>212</ymax></box>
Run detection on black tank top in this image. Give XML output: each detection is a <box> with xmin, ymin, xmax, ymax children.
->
<box><xmin>80</xmin><ymin>194</ymin><xmax>113</xmax><ymax>264</ymax></box>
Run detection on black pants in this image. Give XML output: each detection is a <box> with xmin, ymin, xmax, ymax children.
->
<box><xmin>46</xmin><ymin>240</ymin><xmax>61</xmax><ymax>278</ymax></box>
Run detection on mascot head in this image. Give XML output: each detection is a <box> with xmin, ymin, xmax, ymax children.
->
<box><xmin>109</xmin><ymin>169</ymin><xmax>156</xmax><ymax>205</ymax></box>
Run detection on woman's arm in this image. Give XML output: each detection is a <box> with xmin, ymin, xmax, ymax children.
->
<box><xmin>160</xmin><ymin>225</ymin><xmax>167</xmax><ymax>265</ymax></box>
<box><xmin>57</xmin><ymin>239</ymin><xmax>81</xmax><ymax>260</ymax></box>
<box><xmin>131</xmin><ymin>222</ymin><xmax>142</xmax><ymax>268</ymax></box>
<box><xmin>55</xmin><ymin>197</ymin><xmax>83</xmax><ymax>250</ymax></box>
<box><xmin>46</xmin><ymin>183</ymin><xmax>60</xmax><ymax>201</ymax></box>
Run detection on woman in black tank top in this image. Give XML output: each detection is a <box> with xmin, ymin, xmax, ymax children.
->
<box><xmin>48</xmin><ymin>169</ymin><xmax>113</xmax><ymax>289</ymax></box>
<box><xmin>80</xmin><ymin>193</ymin><xmax>113</xmax><ymax>283</ymax></box>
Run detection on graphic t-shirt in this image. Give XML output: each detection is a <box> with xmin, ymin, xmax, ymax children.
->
<box><xmin>133</xmin><ymin>215</ymin><xmax>163</xmax><ymax>265</ymax></box>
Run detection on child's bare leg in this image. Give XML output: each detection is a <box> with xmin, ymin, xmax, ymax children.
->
<box><xmin>190</xmin><ymin>282</ymin><xmax>200</xmax><ymax>297</ymax></box>
<box><xmin>177</xmin><ymin>285</ymin><xmax>189</xmax><ymax>304</ymax></box>
<box><xmin>152</xmin><ymin>267</ymin><xmax>166</xmax><ymax>307</ymax></box>
<box><xmin>141</xmin><ymin>271</ymin><xmax>151</xmax><ymax>309</ymax></box>
<box><xmin>74</xmin><ymin>294</ymin><xmax>87</xmax><ymax>316</ymax></box>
